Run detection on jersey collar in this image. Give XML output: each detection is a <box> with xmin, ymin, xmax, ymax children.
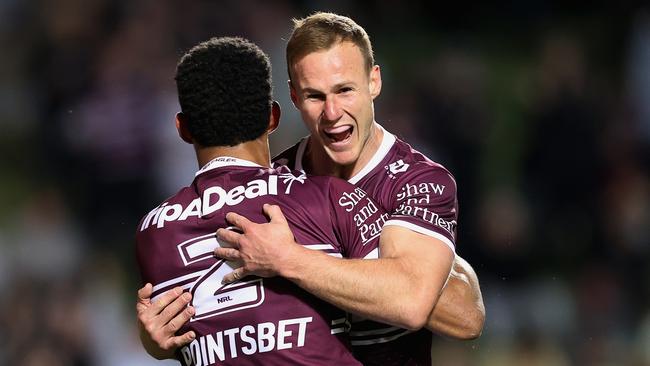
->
<box><xmin>196</xmin><ymin>156</ymin><xmax>263</xmax><ymax>176</ymax></box>
<box><xmin>293</xmin><ymin>124</ymin><xmax>396</xmax><ymax>184</ymax></box>
<box><xmin>348</xmin><ymin>124</ymin><xmax>396</xmax><ymax>184</ymax></box>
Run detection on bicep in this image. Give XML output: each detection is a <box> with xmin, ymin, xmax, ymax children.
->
<box><xmin>379</xmin><ymin>225</ymin><xmax>455</xmax><ymax>282</ymax></box>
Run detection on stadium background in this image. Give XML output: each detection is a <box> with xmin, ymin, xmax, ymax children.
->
<box><xmin>1</xmin><ymin>1</ymin><xmax>649</xmax><ymax>365</ymax></box>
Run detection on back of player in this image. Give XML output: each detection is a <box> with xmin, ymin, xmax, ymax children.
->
<box><xmin>136</xmin><ymin>157</ymin><xmax>384</xmax><ymax>365</ymax></box>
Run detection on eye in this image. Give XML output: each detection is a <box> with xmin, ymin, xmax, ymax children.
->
<box><xmin>306</xmin><ymin>93</ymin><xmax>325</xmax><ymax>101</ymax></box>
<box><xmin>339</xmin><ymin>87</ymin><xmax>354</xmax><ymax>94</ymax></box>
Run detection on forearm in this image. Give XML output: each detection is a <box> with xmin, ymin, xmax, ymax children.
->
<box><xmin>214</xmin><ymin>208</ymin><xmax>455</xmax><ymax>331</ymax></box>
<box><xmin>426</xmin><ymin>256</ymin><xmax>485</xmax><ymax>339</ymax></box>
<box><xmin>281</xmin><ymin>246</ymin><xmax>438</xmax><ymax>330</ymax></box>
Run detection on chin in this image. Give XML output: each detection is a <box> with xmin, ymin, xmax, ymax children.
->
<box><xmin>327</xmin><ymin>149</ymin><xmax>360</xmax><ymax>167</ymax></box>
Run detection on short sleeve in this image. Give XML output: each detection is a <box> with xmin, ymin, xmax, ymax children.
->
<box><xmin>327</xmin><ymin>178</ymin><xmax>388</xmax><ymax>259</ymax></box>
<box><xmin>385</xmin><ymin>165</ymin><xmax>458</xmax><ymax>252</ymax></box>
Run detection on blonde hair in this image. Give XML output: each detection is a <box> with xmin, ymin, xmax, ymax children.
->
<box><xmin>286</xmin><ymin>12</ymin><xmax>374</xmax><ymax>80</ymax></box>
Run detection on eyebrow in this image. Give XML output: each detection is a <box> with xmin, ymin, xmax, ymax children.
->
<box><xmin>301</xmin><ymin>82</ymin><xmax>356</xmax><ymax>94</ymax></box>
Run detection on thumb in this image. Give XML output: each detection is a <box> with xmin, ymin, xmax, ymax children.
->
<box><xmin>136</xmin><ymin>283</ymin><xmax>153</xmax><ymax>313</ymax></box>
<box><xmin>137</xmin><ymin>283</ymin><xmax>153</xmax><ymax>302</ymax></box>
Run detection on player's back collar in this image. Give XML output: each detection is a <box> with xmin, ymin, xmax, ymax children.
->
<box><xmin>196</xmin><ymin>156</ymin><xmax>263</xmax><ymax>176</ymax></box>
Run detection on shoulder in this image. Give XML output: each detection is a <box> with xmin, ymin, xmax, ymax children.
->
<box><xmin>387</xmin><ymin>137</ymin><xmax>456</xmax><ymax>189</ymax></box>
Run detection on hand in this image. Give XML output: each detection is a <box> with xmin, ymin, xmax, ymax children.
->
<box><xmin>136</xmin><ymin>284</ymin><xmax>196</xmax><ymax>359</ymax></box>
<box><xmin>215</xmin><ymin>204</ymin><xmax>302</xmax><ymax>283</ymax></box>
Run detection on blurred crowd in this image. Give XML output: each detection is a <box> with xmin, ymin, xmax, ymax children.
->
<box><xmin>0</xmin><ymin>1</ymin><xmax>648</xmax><ymax>365</ymax></box>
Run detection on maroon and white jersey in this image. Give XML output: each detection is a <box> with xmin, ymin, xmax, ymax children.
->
<box><xmin>274</xmin><ymin>125</ymin><xmax>458</xmax><ymax>365</ymax></box>
<box><xmin>136</xmin><ymin>157</ymin><xmax>385</xmax><ymax>366</ymax></box>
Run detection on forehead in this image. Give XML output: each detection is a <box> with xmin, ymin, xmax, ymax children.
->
<box><xmin>291</xmin><ymin>42</ymin><xmax>367</xmax><ymax>90</ymax></box>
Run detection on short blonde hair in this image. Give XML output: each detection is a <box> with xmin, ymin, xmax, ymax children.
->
<box><xmin>286</xmin><ymin>12</ymin><xmax>375</xmax><ymax>80</ymax></box>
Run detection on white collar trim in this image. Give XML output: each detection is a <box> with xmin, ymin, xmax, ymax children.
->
<box><xmin>348</xmin><ymin>124</ymin><xmax>396</xmax><ymax>184</ymax></box>
<box><xmin>196</xmin><ymin>156</ymin><xmax>262</xmax><ymax>176</ymax></box>
<box><xmin>293</xmin><ymin>125</ymin><xmax>396</xmax><ymax>184</ymax></box>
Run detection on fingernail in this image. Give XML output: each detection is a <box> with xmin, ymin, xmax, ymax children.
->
<box><xmin>174</xmin><ymin>287</ymin><xmax>183</xmax><ymax>295</ymax></box>
<box><xmin>182</xmin><ymin>292</ymin><xmax>191</xmax><ymax>301</ymax></box>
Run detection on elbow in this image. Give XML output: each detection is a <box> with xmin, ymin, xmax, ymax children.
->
<box><xmin>456</xmin><ymin>305</ymin><xmax>485</xmax><ymax>340</ymax></box>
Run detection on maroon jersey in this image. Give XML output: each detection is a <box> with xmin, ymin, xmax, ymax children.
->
<box><xmin>136</xmin><ymin>157</ymin><xmax>386</xmax><ymax>366</ymax></box>
<box><xmin>274</xmin><ymin>125</ymin><xmax>458</xmax><ymax>366</ymax></box>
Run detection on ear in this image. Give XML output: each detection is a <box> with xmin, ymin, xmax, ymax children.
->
<box><xmin>175</xmin><ymin>112</ymin><xmax>193</xmax><ymax>144</ymax></box>
<box><xmin>288</xmin><ymin>80</ymin><xmax>299</xmax><ymax>109</ymax></box>
<box><xmin>369</xmin><ymin>65</ymin><xmax>382</xmax><ymax>100</ymax></box>
<box><xmin>267</xmin><ymin>101</ymin><xmax>281</xmax><ymax>134</ymax></box>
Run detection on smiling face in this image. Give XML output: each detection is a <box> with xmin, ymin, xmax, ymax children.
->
<box><xmin>289</xmin><ymin>41</ymin><xmax>382</xmax><ymax>176</ymax></box>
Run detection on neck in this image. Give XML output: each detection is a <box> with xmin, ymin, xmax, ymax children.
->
<box><xmin>305</xmin><ymin>122</ymin><xmax>383</xmax><ymax>180</ymax></box>
<box><xmin>195</xmin><ymin>135</ymin><xmax>271</xmax><ymax>169</ymax></box>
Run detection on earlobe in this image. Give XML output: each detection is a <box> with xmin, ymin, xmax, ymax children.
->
<box><xmin>175</xmin><ymin>112</ymin><xmax>193</xmax><ymax>144</ymax></box>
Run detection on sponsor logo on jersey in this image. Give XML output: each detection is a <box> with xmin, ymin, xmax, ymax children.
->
<box><xmin>395</xmin><ymin>182</ymin><xmax>445</xmax><ymax>201</ymax></box>
<box><xmin>394</xmin><ymin>203</ymin><xmax>456</xmax><ymax>236</ymax></box>
<box><xmin>385</xmin><ymin>159</ymin><xmax>410</xmax><ymax>179</ymax></box>
<box><xmin>393</xmin><ymin>182</ymin><xmax>454</xmax><ymax>236</ymax></box>
<box><xmin>279</xmin><ymin>172</ymin><xmax>306</xmax><ymax>194</ymax></box>
<box><xmin>338</xmin><ymin>187</ymin><xmax>367</xmax><ymax>212</ymax></box>
<box><xmin>140</xmin><ymin>176</ymin><xmax>279</xmax><ymax>230</ymax></box>
<box><xmin>388</xmin><ymin>159</ymin><xmax>410</xmax><ymax>174</ymax></box>
<box><xmin>179</xmin><ymin>316</ymin><xmax>313</xmax><ymax>365</ymax></box>
<box><xmin>337</xmin><ymin>187</ymin><xmax>388</xmax><ymax>244</ymax></box>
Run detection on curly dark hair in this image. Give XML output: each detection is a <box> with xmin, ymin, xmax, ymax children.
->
<box><xmin>175</xmin><ymin>37</ymin><xmax>272</xmax><ymax>147</ymax></box>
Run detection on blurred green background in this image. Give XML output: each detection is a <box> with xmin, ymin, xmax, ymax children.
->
<box><xmin>1</xmin><ymin>1</ymin><xmax>649</xmax><ymax>365</ymax></box>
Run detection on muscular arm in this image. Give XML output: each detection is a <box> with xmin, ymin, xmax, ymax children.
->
<box><xmin>427</xmin><ymin>255</ymin><xmax>485</xmax><ymax>339</ymax></box>
<box><xmin>215</xmin><ymin>204</ymin><xmax>454</xmax><ymax>330</ymax></box>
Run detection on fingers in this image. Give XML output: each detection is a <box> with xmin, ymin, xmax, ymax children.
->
<box><xmin>225</xmin><ymin>212</ymin><xmax>253</xmax><ymax>231</ymax></box>
<box><xmin>214</xmin><ymin>247</ymin><xmax>242</xmax><ymax>261</ymax></box>
<box><xmin>263</xmin><ymin>204</ymin><xmax>288</xmax><ymax>225</ymax></box>
<box><xmin>216</xmin><ymin>228</ymin><xmax>242</xmax><ymax>249</ymax></box>
<box><xmin>138</xmin><ymin>283</ymin><xmax>153</xmax><ymax>301</ymax></box>
<box><xmin>222</xmin><ymin>268</ymin><xmax>247</xmax><ymax>284</ymax></box>
<box><xmin>150</xmin><ymin>286</ymin><xmax>185</xmax><ymax>316</ymax></box>
<box><xmin>136</xmin><ymin>283</ymin><xmax>153</xmax><ymax>313</ymax></box>
<box><xmin>166</xmin><ymin>331</ymin><xmax>197</xmax><ymax>350</ymax></box>
<box><xmin>159</xmin><ymin>291</ymin><xmax>193</xmax><ymax>324</ymax></box>
<box><xmin>164</xmin><ymin>304</ymin><xmax>195</xmax><ymax>334</ymax></box>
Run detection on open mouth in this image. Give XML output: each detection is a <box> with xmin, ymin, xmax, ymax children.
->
<box><xmin>323</xmin><ymin>125</ymin><xmax>354</xmax><ymax>144</ymax></box>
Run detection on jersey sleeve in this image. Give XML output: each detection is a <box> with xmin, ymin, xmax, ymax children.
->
<box><xmin>327</xmin><ymin>178</ymin><xmax>388</xmax><ymax>259</ymax></box>
<box><xmin>385</xmin><ymin>164</ymin><xmax>458</xmax><ymax>252</ymax></box>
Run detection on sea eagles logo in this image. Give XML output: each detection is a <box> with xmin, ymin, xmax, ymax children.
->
<box><xmin>279</xmin><ymin>172</ymin><xmax>307</xmax><ymax>194</ymax></box>
<box><xmin>385</xmin><ymin>159</ymin><xmax>410</xmax><ymax>179</ymax></box>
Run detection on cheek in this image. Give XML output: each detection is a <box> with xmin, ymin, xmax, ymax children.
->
<box><xmin>299</xmin><ymin>109</ymin><xmax>319</xmax><ymax>132</ymax></box>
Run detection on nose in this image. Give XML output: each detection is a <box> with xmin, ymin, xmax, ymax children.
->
<box><xmin>322</xmin><ymin>95</ymin><xmax>343</xmax><ymax>122</ymax></box>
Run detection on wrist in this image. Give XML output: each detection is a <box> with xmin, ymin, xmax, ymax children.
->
<box><xmin>277</xmin><ymin>243</ymin><xmax>313</xmax><ymax>281</ymax></box>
